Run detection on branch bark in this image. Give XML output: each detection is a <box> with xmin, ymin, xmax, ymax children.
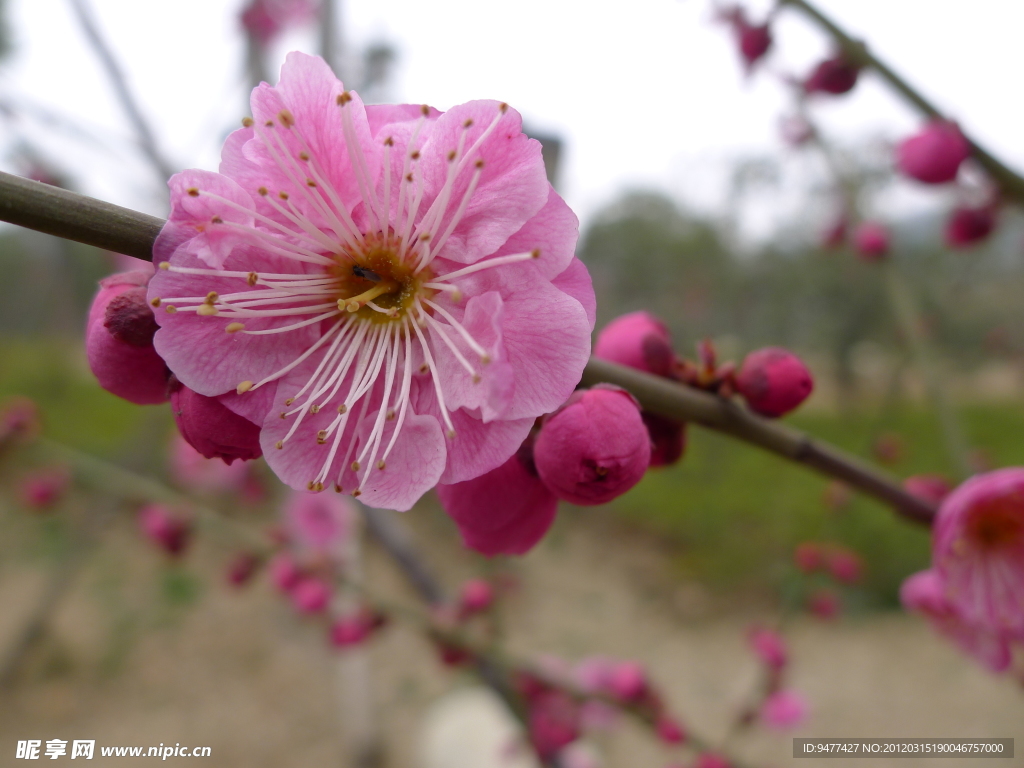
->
<box><xmin>0</xmin><ymin>173</ymin><xmax>936</xmax><ymax>524</ymax></box>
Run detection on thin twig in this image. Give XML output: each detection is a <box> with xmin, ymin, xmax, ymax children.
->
<box><xmin>0</xmin><ymin>176</ymin><xmax>937</xmax><ymax>524</ymax></box>
<box><xmin>778</xmin><ymin>0</ymin><xmax>1024</xmax><ymax>206</ymax></box>
<box><xmin>66</xmin><ymin>0</ymin><xmax>176</xmax><ymax>185</ymax></box>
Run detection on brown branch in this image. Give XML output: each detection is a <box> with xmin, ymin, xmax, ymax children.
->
<box><xmin>778</xmin><ymin>0</ymin><xmax>1024</xmax><ymax>206</ymax></box>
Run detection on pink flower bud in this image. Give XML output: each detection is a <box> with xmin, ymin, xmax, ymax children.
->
<box><xmin>268</xmin><ymin>553</ymin><xmax>303</xmax><ymax>592</ymax></box>
<box><xmin>0</xmin><ymin>397</ymin><xmax>39</xmax><ymax>446</ymax></box>
<box><xmin>808</xmin><ymin>588</ymin><xmax>841</xmax><ymax>619</ymax></box>
<box><xmin>896</xmin><ymin>122</ymin><xmax>971</xmax><ymax>185</ymax></box>
<box><xmin>736</xmin><ymin>348</ymin><xmax>813</xmax><ymax>418</ymax></box>
<box><xmin>903</xmin><ymin>474</ymin><xmax>953</xmax><ymax>505</ymax></box>
<box><xmin>737</xmin><ymin>23</ymin><xmax>771</xmax><ymax>69</ymax></box>
<box><xmin>534</xmin><ymin>386</ymin><xmax>651</xmax><ymax>505</ymax></box>
<box><xmin>86</xmin><ymin>270</ymin><xmax>171</xmax><ymax>405</ymax></box>
<box><xmin>458</xmin><ymin>579</ymin><xmax>494</xmax><ymax>615</ymax></box>
<box><xmin>240</xmin><ymin>0</ymin><xmax>316</xmax><ymax>45</ymax></box>
<box><xmin>852</xmin><ymin>221</ymin><xmax>890</xmax><ymax>261</ymax></box>
<box><xmin>291</xmin><ymin>576</ymin><xmax>332</xmax><ymax>614</ymax></box>
<box><xmin>528</xmin><ymin>691</ymin><xmax>580</xmax><ymax>759</ymax></box>
<box><xmin>594</xmin><ymin>311</ymin><xmax>675</xmax><ymax>377</ymax></box>
<box><xmin>824</xmin><ymin>546</ymin><xmax>863</xmax><ymax>585</ymax></box>
<box><xmin>170</xmin><ymin>384</ymin><xmax>262</xmax><ymax>464</ymax></box>
<box><xmin>945</xmin><ymin>205</ymin><xmax>997</xmax><ymax>249</ymax></box>
<box><xmin>803</xmin><ymin>56</ymin><xmax>859</xmax><ymax>95</ymax></box>
<box><xmin>794</xmin><ymin>541</ymin><xmax>824</xmax><ymax>573</ymax></box>
<box><xmin>138</xmin><ymin>504</ymin><xmax>191</xmax><ymax>557</ymax></box>
<box><xmin>643</xmin><ymin>413</ymin><xmax>687</xmax><ymax>468</ymax></box>
<box><xmin>760</xmin><ymin>689</ymin><xmax>809</xmax><ymax>730</ymax></box>
<box><xmin>19</xmin><ymin>467</ymin><xmax>70</xmax><ymax>511</ymax></box>
<box><xmin>821</xmin><ymin>216</ymin><xmax>848</xmax><ymax>249</ymax></box>
<box><xmin>606</xmin><ymin>661</ymin><xmax>648</xmax><ymax>702</ymax></box>
<box><xmin>226</xmin><ymin>552</ymin><xmax>261</xmax><ymax>587</ymax></box>
<box><xmin>747</xmin><ymin>626</ymin><xmax>787</xmax><ymax>670</ymax></box>
<box><xmin>655</xmin><ymin>715</ymin><xmax>687</xmax><ymax>744</ymax></box>
<box><xmin>329</xmin><ymin>607</ymin><xmax>385</xmax><ymax>648</ymax></box>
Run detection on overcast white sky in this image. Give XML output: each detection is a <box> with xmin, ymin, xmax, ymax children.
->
<box><xmin>3</xmin><ymin>0</ymin><xmax>1023</xmax><ymax>236</ymax></box>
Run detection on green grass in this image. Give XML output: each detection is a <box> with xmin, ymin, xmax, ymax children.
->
<box><xmin>610</xmin><ymin>404</ymin><xmax>1024</xmax><ymax>605</ymax></box>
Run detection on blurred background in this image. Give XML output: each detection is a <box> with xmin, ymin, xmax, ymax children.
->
<box><xmin>0</xmin><ymin>0</ymin><xmax>1023</xmax><ymax>766</ymax></box>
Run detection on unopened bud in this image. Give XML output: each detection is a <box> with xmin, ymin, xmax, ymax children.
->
<box><xmin>896</xmin><ymin>121</ymin><xmax>971</xmax><ymax>185</ymax></box>
<box><xmin>852</xmin><ymin>221</ymin><xmax>890</xmax><ymax>262</ymax></box>
<box><xmin>803</xmin><ymin>55</ymin><xmax>859</xmax><ymax>95</ymax></box>
<box><xmin>171</xmin><ymin>383</ymin><xmax>262</xmax><ymax>464</ymax></box>
<box><xmin>736</xmin><ymin>347</ymin><xmax>814</xmax><ymax>418</ymax></box>
<box><xmin>945</xmin><ymin>205</ymin><xmax>997</xmax><ymax>249</ymax></box>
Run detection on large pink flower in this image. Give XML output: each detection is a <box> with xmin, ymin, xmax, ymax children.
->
<box><xmin>148</xmin><ymin>53</ymin><xmax>593</xmax><ymax>511</ymax></box>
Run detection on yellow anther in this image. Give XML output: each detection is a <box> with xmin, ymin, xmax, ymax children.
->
<box><xmin>165</xmin><ymin>305</ymin><xmax>177</xmax><ymax>314</ymax></box>
<box><xmin>338</xmin><ymin>404</ymin><xmax>347</xmax><ymax>414</ymax></box>
<box><xmin>159</xmin><ymin>261</ymin><xmax>170</xmax><ymax>270</ymax></box>
<box><xmin>236</xmin><ymin>380</ymin><xmax>253</xmax><ymax>394</ymax></box>
<box><xmin>150</xmin><ymin>297</ymin><xmax>161</xmax><ymax>307</ymax></box>
<box><xmin>377</xmin><ymin>460</ymin><xmax>386</xmax><ymax>470</ymax></box>
<box><xmin>225</xmin><ymin>322</ymin><xmax>245</xmax><ymax>333</ymax></box>
<box><xmin>351</xmin><ymin>461</ymin><xmax>360</xmax><ymax>472</ymax></box>
<box><xmin>247</xmin><ymin>272</ymin><xmax>259</xmax><ymax>286</ymax></box>
<box><xmin>275</xmin><ymin>440</ymin><xmax>283</xmax><ymax>449</ymax></box>
<box><xmin>197</xmin><ymin>304</ymin><xmax>218</xmax><ymax>316</ymax></box>
<box><xmin>242</xmin><ymin>117</ymin><xmax>254</xmax><ymax>127</ymax></box>
<box><xmin>309</xmin><ymin>404</ymin><xmax>320</xmax><ymax>414</ymax></box>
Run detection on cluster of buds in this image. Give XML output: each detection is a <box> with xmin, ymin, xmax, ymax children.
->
<box><xmin>744</xmin><ymin>626</ymin><xmax>809</xmax><ymax>730</ymax></box>
<box><xmin>138</xmin><ymin>504</ymin><xmax>193</xmax><ymax>558</ymax></box>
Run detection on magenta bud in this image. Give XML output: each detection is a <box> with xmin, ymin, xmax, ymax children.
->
<box><xmin>458</xmin><ymin>579</ymin><xmax>494</xmax><ymax>615</ymax></box>
<box><xmin>794</xmin><ymin>541</ymin><xmax>823</xmax><ymax>574</ymax></box>
<box><xmin>945</xmin><ymin>205</ymin><xmax>997</xmax><ymax>249</ymax></box>
<box><xmin>824</xmin><ymin>546</ymin><xmax>863</xmax><ymax>584</ymax></box>
<box><xmin>748</xmin><ymin>626</ymin><xmax>788</xmax><ymax>670</ymax></box>
<box><xmin>803</xmin><ymin>56</ymin><xmax>859</xmax><ymax>95</ymax></box>
<box><xmin>606</xmin><ymin>660</ymin><xmax>648</xmax><ymax>702</ymax></box>
<box><xmin>20</xmin><ymin>467</ymin><xmax>70</xmax><ymax>511</ymax></box>
<box><xmin>170</xmin><ymin>383</ymin><xmax>262</xmax><ymax>464</ymax></box>
<box><xmin>226</xmin><ymin>552</ymin><xmax>261</xmax><ymax>587</ymax></box>
<box><xmin>808</xmin><ymin>588</ymin><xmax>841</xmax><ymax>619</ymax></box>
<box><xmin>528</xmin><ymin>691</ymin><xmax>580</xmax><ymax>759</ymax></box>
<box><xmin>268</xmin><ymin>553</ymin><xmax>303</xmax><ymax>592</ymax></box>
<box><xmin>896</xmin><ymin>121</ymin><xmax>971</xmax><ymax>185</ymax></box>
<box><xmin>329</xmin><ymin>607</ymin><xmax>384</xmax><ymax>647</ymax></box>
<box><xmin>642</xmin><ymin>412</ymin><xmax>687</xmax><ymax>468</ymax></box>
<box><xmin>760</xmin><ymin>689</ymin><xmax>809</xmax><ymax>730</ymax></box>
<box><xmin>655</xmin><ymin>715</ymin><xmax>687</xmax><ymax>744</ymax></box>
<box><xmin>903</xmin><ymin>474</ymin><xmax>953</xmax><ymax>505</ymax></box>
<box><xmin>534</xmin><ymin>386</ymin><xmax>651</xmax><ymax>505</ymax></box>
<box><xmin>736</xmin><ymin>347</ymin><xmax>813</xmax><ymax>418</ymax></box>
<box><xmin>291</xmin><ymin>577</ymin><xmax>332</xmax><ymax>614</ymax></box>
<box><xmin>138</xmin><ymin>504</ymin><xmax>191</xmax><ymax>557</ymax></box>
<box><xmin>594</xmin><ymin>311</ymin><xmax>675</xmax><ymax>377</ymax></box>
<box><xmin>86</xmin><ymin>271</ymin><xmax>172</xmax><ymax>405</ymax></box>
<box><xmin>852</xmin><ymin>221</ymin><xmax>890</xmax><ymax>261</ymax></box>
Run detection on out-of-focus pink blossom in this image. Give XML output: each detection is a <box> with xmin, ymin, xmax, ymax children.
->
<box><xmin>821</xmin><ymin>216</ymin><xmax>848</xmax><ymax>249</ymax></box>
<box><xmin>557</xmin><ymin>742</ymin><xmax>601</xmax><ymax>768</ymax></box>
<box><xmin>240</xmin><ymin>0</ymin><xmax>318</xmax><ymax>45</ymax></box>
<box><xmin>138</xmin><ymin>504</ymin><xmax>191</xmax><ymax>557</ymax></box>
<box><xmin>824</xmin><ymin>546</ymin><xmax>863</xmax><ymax>585</ymax></box>
<box><xmin>437</xmin><ymin>436</ymin><xmax>559</xmax><ymax>556</ymax></box>
<box><xmin>606</xmin><ymin>660</ymin><xmax>648</xmax><ymax>703</ymax></box>
<box><xmin>330</xmin><ymin>607</ymin><xmax>386</xmax><ymax>647</ymax></box>
<box><xmin>760</xmin><ymin>689</ymin><xmax>809</xmax><ymax>730</ymax></box>
<box><xmin>534</xmin><ymin>386</ymin><xmax>651</xmax><ymax>505</ymax></box>
<box><xmin>268</xmin><ymin>552</ymin><xmax>303</xmax><ymax>592</ymax></box>
<box><xmin>896</xmin><ymin>122</ymin><xmax>971</xmax><ymax>185</ymax></box>
<box><xmin>528</xmin><ymin>690</ymin><xmax>580</xmax><ymax>759</ymax></box>
<box><xmin>19</xmin><ymin>467</ymin><xmax>70</xmax><ymax>510</ymax></box>
<box><xmin>823</xmin><ymin>480</ymin><xmax>853</xmax><ymax>512</ymax></box>
<box><xmin>0</xmin><ymin>397</ymin><xmax>40</xmax><ymax>447</ymax></box>
<box><xmin>720</xmin><ymin>7</ymin><xmax>772</xmax><ymax>72</ymax></box>
<box><xmin>170</xmin><ymin>383</ymin><xmax>262</xmax><ymax>464</ymax></box>
<box><xmin>852</xmin><ymin>222</ymin><xmax>890</xmax><ymax>262</ymax></box>
<box><xmin>808</xmin><ymin>588</ymin><xmax>841</xmax><ymax>620</ymax></box>
<box><xmin>871</xmin><ymin>432</ymin><xmax>905</xmax><ymax>465</ymax></box>
<box><xmin>736</xmin><ymin>347</ymin><xmax>814</xmax><ymax>418</ymax></box>
<box><xmin>900</xmin><ymin>569</ymin><xmax>1013</xmax><ymax>672</ymax></box>
<box><xmin>595</xmin><ymin>311</ymin><xmax>675</xmax><ymax>377</ymax></box>
<box><xmin>748</xmin><ymin>626</ymin><xmax>787</xmax><ymax>670</ymax></box>
<box><xmin>932</xmin><ymin>469</ymin><xmax>1024</xmax><ymax>639</ymax></box>
<box><xmin>803</xmin><ymin>56</ymin><xmax>859</xmax><ymax>95</ymax></box>
<box><xmin>695</xmin><ymin>753</ymin><xmax>732</xmax><ymax>768</ymax></box>
<box><xmin>87</xmin><ymin>269</ymin><xmax>171</xmax><ymax>405</ymax></box>
<box><xmin>945</xmin><ymin>206</ymin><xmax>997</xmax><ymax>249</ymax></box>
<box><xmin>779</xmin><ymin>114</ymin><xmax>814</xmax><ymax>147</ymax></box>
<box><xmin>291</xmin><ymin>576</ymin><xmax>332</xmax><ymax>613</ymax></box>
<box><xmin>655</xmin><ymin>715</ymin><xmax>686</xmax><ymax>744</ymax></box>
<box><xmin>284</xmin><ymin>490</ymin><xmax>353</xmax><ymax>554</ymax></box>
<box><xmin>904</xmin><ymin>474</ymin><xmax>953</xmax><ymax>505</ymax></box>
<box><xmin>457</xmin><ymin>579</ymin><xmax>494</xmax><ymax>615</ymax></box>
<box><xmin>226</xmin><ymin>551</ymin><xmax>261</xmax><ymax>587</ymax></box>
<box><xmin>794</xmin><ymin>542</ymin><xmax>824</xmax><ymax>573</ymax></box>
<box><xmin>169</xmin><ymin>434</ymin><xmax>249</xmax><ymax>493</ymax></box>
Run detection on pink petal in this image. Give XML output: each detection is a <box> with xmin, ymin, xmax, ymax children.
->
<box><xmin>551</xmin><ymin>257</ymin><xmax>596</xmax><ymax>330</ymax></box>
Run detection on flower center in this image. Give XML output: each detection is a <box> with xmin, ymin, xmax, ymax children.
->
<box><xmin>965</xmin><ymin>497</ymin><xmax>1024</xmax><ymax>551</ymax></box>
<box><xmin>331</xmin><ymin>233</ymin><xmax>432</xmax><ymax>323</ymax></box>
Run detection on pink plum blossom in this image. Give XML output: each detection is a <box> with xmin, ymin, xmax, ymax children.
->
<box><xmin>87</xmin><ymin>269</ymin><xmax>171</xmax><ymax>405</ymax></box>
<box><xmin>747</xmin><ymin>626</ymin><xmax>787</xmax><ymax>670</ymax></box>
<box><xmin>852</xmin><ymin>222</ymin><xmax>890</xmax><ymax>261</ymax></box>
<box><xmin>824</xmin><ymin>545</ymin><xmax>863</xmax><ymax>584</ymax></box>
<box><xmin>896</xmin><ymin>122</ymin><xmax>971</xmax><ymax>185</ymax></box>
<box><xmin>606</xmin><ymin>660</ymin><xmax>648</xmax><ymax>703</ymax></box>
<box><xmin>534</xmin><ymin>386</ymin><xmax>651</xmax><ymax>505</ymax></box>
<box><xmin>900</xmin><ymin>569</ymin><xmax>1013</xmax><ymax>672</ymax></box>
<box><xmin>760</xmin><ymin>689</ymin><xmax>809</xmax><ymax>730</ymax></box>
<box><xmin>330</xmin><ymin>606</ymin><xmax>386</xmax><ymax>647</ymax></box>
<box><xmin>945</xmin><ymin>205</ymin><xmax>997</xmax><ymax>249</ymax></box>
<box><xmin>904</xmin><ymin>474</ymin><xmax>953</xmax><ymax>505</ymax></box>
<box><xmin>736</xmin><ymin>347</ymin><xmax>813</xmax><ymax>418</ymax></box>
<box><xmin>290</xmin><ymin>576</ymin><xmax>332</xmax><ymax>613</ymax></box>
<box><xmin>149</xmin><ymin>53</ymin><xmax>593</xmax><ymax>512</ymax></box>
<box><xmin>528</xmin><ymin>690</ymin><xmax>581</xmax><ymax>759</ymax></box>
<box><xmin>284</xmin><ymin>488</ymin><xmax>353</xmax><ymax>554</ymax></box>
<box><xmin>931</xmin><ymin>469</ymin><xmax>1024</xmax><ymax>640</ymax></box>
<box><xmin>436</xmin><ymin>436</ymin><xmax>559</xmax><ymax>556</ymax></box>
<box><xmin>170</xmin><ymin>383</ymin><xmax>263</xmax><ymax>463</ymax></box>
<box><xmin>457</xmin><ymin>578</ymin><xmax>494</xmax><ymax>615</ymax></box>
<box><xmin>169</xmin><ymin>434</ymin><xmax>250</xmax><ymax>493</ymax></box>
